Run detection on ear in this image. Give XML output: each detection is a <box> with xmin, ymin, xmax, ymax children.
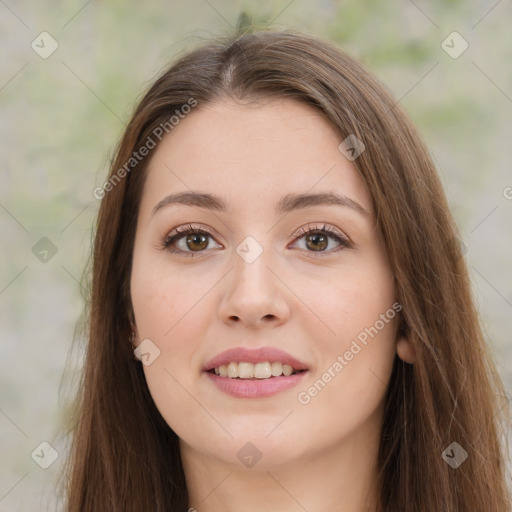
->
<box><xmin>127</xmin><ymin>319</ymin><xmax>140</xmax><ymax>349</ymax></box>
<box><xmin>396</xmin><ymin>335</ymin><xmax>415</xmax><ymax>364</ymax></box>
<box><xmin>131</xmin><ymin>324</ymin><xmax>141</xmax><ymax>346</ymax></box>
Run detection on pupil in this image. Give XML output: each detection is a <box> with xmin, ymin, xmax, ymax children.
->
<box><xmin>307</xmin><ymin>233</ymin><xmax>327</xmax><ymax>251</ymax></box>
<box><xmin>187</xmin><ymin>233</ymin><xmax>208</xmax><ymax>251</ymax></box>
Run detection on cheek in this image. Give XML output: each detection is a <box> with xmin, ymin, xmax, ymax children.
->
<box><xmin>130</xmin><ymin>255</ymin><xmax>221</xmax><ymax>437</ymax></box>
<box><xmin>132</xmin><ymin>284</ymin><xmax>213</xmax><ymax>440</ymax></box>
<box><xmin>130</xmin><ymin>251</ymin><xmax>217</xmax><ymax>343</ymax></box>
<box><xmin>292</xmin><ymin>260</ymin><xmax>397</xmax><ymax>420</ymax></box>
<box><xmin>131</xmin><ymin>269</ymin><xmax>214</xmax><ymax>377</ymax></box>
<box><xmin>292</xmin><ymin>302</ymin><xmax>397</xmax><ymax>457</ymax></box>
<box><xmin>292</xmin><ymin>254</ymin><xmax>397</xmax><ymax>352</ymax></box>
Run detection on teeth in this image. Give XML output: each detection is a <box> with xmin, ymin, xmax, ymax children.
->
<box><xmin>227</xmin><ymin>362</ymin><xmax>238</xmax><ymax>378</ymax></box>
<box><xmin>271</xmin><ymin>361</ymin><xmax>283</xmax><ymax>376</ymax></box>
<box><xmin>239</xmin><ymin>362</ymin><xmax>254</xmax><ymax>378</ymax></box>
<box><xmin>282</xmin><ymin>364</ymin><xmax>293</xmax><ymax>376</ymax></box>
<box><xmin>212</xmin><ymin>361</ymin><xmax>298</xmax><ymax>379</ymax></box>
<box><xmin>254</xmin><ymin>362</ymin><xmax>271</xmax><ymax>379</ymax></box>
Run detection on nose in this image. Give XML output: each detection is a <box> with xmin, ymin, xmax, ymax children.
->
<box><xmin>217</xmin><ymin>245</ymin><xmax>291</xmax><ymax>329</ymax></box>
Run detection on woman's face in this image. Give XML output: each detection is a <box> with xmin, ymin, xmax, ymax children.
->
<box><xmin>130</xmin><ymin>98</ymin><xmax>409</xmax><ymax>470</ymax></box>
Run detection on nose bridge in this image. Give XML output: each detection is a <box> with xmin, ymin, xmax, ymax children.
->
<box><xmin>231</xmin><ymin>234</ymin><xmax>275</xmax><ymax>297</ymax></box>
<box><xmin>218</xmin><ymin>233</ymin><xmax>290</xmax><ymax>326</ymax></box>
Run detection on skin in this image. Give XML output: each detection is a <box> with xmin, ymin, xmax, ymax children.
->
<box><xmin>130</xmin><ymin>98</ymin><xmax>415</xmax><ymax>512</ymax></box>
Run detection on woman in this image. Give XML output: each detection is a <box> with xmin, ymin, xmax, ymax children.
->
<box><xmin>64</xmin><ymin>29</ymin><xmax>511</xmax><ymax>511</ymax></box>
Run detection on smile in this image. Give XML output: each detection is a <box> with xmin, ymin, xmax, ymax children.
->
<box><xmin>210</xmin><ymin>361</ymin><xmax>303</xmax><ymax>379</ymax></box>
<box><xmin>203</xmin><ymin>346</ymin><xmax>309</xmax><ymax>398</ymax></box>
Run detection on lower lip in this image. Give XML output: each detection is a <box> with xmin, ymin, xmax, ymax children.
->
<box><xmin>204</xmin><ymin>371</ymin><xmax>308</xmax><ymax>398</ymax></box>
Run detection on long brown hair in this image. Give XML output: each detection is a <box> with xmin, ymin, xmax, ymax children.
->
<box><xmin>63</xmin><ymin>29</ymin><xmax>511</xmax><ymax>511</ymax></box>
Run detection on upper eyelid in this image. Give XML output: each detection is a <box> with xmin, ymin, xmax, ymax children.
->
<box><xmin>164</xmin><ymin>223</ymin><xmax>220</xmax><ymax>242</ymax></box>
<box><xmin>164</xmin><ymin>223</ymin><xmax>346</xmax><ymax>239</ymax></box>
<box><xmin>163</xmin><ymin>223</ymin><xmax>351</xmax><ymax>250</ymax></box>
<box><xmin>294</xmin><ymin>223</ymin><xmax>350</xmax><ymax>241</ymax></box>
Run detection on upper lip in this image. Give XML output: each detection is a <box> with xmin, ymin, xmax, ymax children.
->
<box><xmin>203</xmin><ymin>346</ymin><xmax>309</xmax><ymax>372</ymax></box>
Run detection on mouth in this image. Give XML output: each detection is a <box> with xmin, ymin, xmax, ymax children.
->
<box><xmin>202</xmin><ymin>346</ymin><xmax>309</xmax><ymax>398</ymax></box>
<box><xmin>206</xmin><ymin>361</ymin><xmax>307</xmax><ymax>379</ymax></box>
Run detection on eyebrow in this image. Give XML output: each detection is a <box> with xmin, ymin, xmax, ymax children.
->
<box><xmin>151</xmin><ymin>191</ymin><xmax>370</xmax><ymax>217</ymax></box>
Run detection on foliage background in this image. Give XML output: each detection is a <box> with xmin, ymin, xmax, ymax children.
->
<box><xmin>1</xmin><ymin>0</ymin><xmax>511</xmax><ymax>509</ymax></box>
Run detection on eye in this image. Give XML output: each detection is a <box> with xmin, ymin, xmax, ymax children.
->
<box><xmin>161</xmin><ymin>224</ymin><xmax>221</xmax><ymax>256</ymax></box>
<box><xmin>290</xmin><ymin>224</ymin><xmax>351</xmax><ymax>254</ymax></box>
<box><xmin>160</xmin><ymin>223</ymin><xmax>351</xmax><ymax>257</ymax></box>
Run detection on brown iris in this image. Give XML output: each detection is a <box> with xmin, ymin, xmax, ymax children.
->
<box><xmin>186</xmin><ymin>233</ymin><xmax>209</xmax><ymax>251</ymax></box>
<box><xmin>305</xmin><ymin>232</ymin><xmax>328</xmax><ymax>251</ymax></box>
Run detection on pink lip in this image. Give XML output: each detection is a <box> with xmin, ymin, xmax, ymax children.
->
<box><xmin>205</xmin><ymin>371</ymin><xmax>308</xmax><ymax>398</ymax></box>
<box><xmin>202</xmin><ymin>346</ymin><xmax>309</xmax><ymax>372</ymax></box>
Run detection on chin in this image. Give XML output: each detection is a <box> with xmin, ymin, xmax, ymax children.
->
<box><xmin>198</xmin><ymin>426</ymin><xmax>312</xmax><ymax>470</ymax></box>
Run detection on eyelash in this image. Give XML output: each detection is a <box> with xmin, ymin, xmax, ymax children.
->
<box><xmin>159</xmin><ymin>223</ymin><xmax>351</xmax><ymax>257</ymax></box>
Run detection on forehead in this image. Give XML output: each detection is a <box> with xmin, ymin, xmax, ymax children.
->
<box><xmin>138</xmin><ymin>98</ymin><xmax>372</xmax><ymax>219</ymax></box>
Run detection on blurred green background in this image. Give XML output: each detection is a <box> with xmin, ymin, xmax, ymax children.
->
<box><xmin>1</xmin><ymin>1</ymin><xmax>511</xmax><ymax>509</ymax></box>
